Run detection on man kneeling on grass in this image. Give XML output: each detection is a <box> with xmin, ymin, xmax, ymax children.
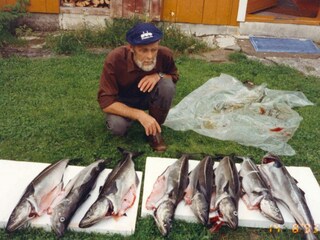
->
<box><xmin>97</xmin><ymin>22</ymin><xmax>179</xmax><ymax>152</ymax></box>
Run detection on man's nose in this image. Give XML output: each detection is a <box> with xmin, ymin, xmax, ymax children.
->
<box><xmin>146</xmin><ymin>50</ymin><xmax>153</xmax><ymax>59</ymax></box>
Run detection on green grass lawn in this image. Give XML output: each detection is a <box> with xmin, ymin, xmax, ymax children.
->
<box><xmin>0</xmin><ymin>52</ymin><xmax>319</xmax><ymax>239</ymax></box>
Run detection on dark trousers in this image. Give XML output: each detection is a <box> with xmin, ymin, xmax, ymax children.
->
<box><xmin>105</xmin><ymin>79</ymin><xmax>176</xmax><ymax>136</ymax></box>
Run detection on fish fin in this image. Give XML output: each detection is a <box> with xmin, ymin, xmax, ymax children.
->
<box><xmin>292</xmin><ymin>177</ymin><xmax>299</xmax><ymax>184</ymax></box>
<box><xmin>223</xmin><ymin>181</ymin><xmax>230</xmax><ymax>194</ymax></box>
<box><xmin>233</xmin><ymin>155</ymin><xmax>243</xmax><ymax>163</ymax></box>
<box><xmin>240</xmin><ymin>187</ymin><xmax>246</xmax><ymax>197</ymax></box>
<box><xmin>135</xmin><ymin>173</ymin><xmax>140</xmax><ymax>187</ymax></box>
<box><xmin>85</xmin><ymin>194</ymin><xmax>91</xmax><ymax>201</ymax></box>
<box><xmin>168</xmin><ymin>190</ymin><xmax>174</xmax><ymax>199</ymax></box>
<box><xmin>212</xmin><ymin>154</ymin><xmax>225</xmax><ymax>161</ymax></box>
<box><xmin>299</xmin><ymin>187</ymin><xmax>306</xmax><ymax>196</ymax></box>
<box><xmin>196</xmin><ymin>179</ymin><xmax>207</xmax><ymax>196</ymax></box>
<box><xmin>117</xmin><ymin>147</ymin><xmax>143</xmax><ymax>159</ymax></box>
<box><xmin>239</xmin><ymin>175</ymin><xmax>243</xmax><ymax>182</ymax></box>
<box><xmin>68</xmin><ymin>158</ymin><xmax>84</xmax><ymax>166</ymax></box>
<box><xmin>99</xmin><ymin>186</ymin><xmax>103</xmax><ymax>193</ymax></box>
<box><xmin>108</xmin><ymin>181</ymin><xmax>118</xmax><ymax>195</ymax></box>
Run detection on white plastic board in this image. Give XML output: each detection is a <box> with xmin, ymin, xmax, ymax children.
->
<box><xmin>141</xmin><ymin>157</ymin><xmax>320</xmax><ymax>230</ymax></box>
<box><xmin>0</xmin><ymin>159</ymin><xmax>142</xmax><ymax>236</ymax></box>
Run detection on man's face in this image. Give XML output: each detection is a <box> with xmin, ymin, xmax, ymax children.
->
<box><xmin>130</xmin><ymin>41</ymin><xmax>159</xmax><ymax>72</ymax></box>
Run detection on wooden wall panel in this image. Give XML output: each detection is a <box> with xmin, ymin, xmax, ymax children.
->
<box><xmin>202</xmin><ymin>0</ymin><xmax>218</xmax><ymax>24</ymax></box>
<box><xmin>162</xmin><ymin>0</ymin><xmax>240</xmax><ymax>25</ymax></box>
<box><xmin>122</xmin><ymin>0</ymin><xmax>158</xmax><ymax>19</ymax></box>
<box><xmin>230</xmin><ymin>0</ymin><xmax>240</xmax><ymax>25</ymax></box>
<box><xmin>150</xmin><ymin>0</ymin><xmax>161</xmax><ymax>20</ymax></box>
<box><xmin>202</xmin><ymin>0</ymin><xmax>239</xmax><ymax>25</ymax></box>
<box><xmin>135</xmin><ymin>0</ymin><xmax>144</xmax><ymax>14</ymax></box>
<box><xmin>111</xmin><ymin>0</ymin><xmax>123</xmax><ymax>17</ymax></box>
<box><xmin>216</xmin><ymin>0</ymin><xmax>233</xmax><ymax>24</ymax></box>
<box><xmin>161</xmin><ymin>0</ymin><xmax>178</xmax><ymax>22</ymax></box>
<box><xmin>28</xmin><ymin>0</ymin><xmax>46</xmax><ymax>12</ymax></box>
<box><xmin>122</xmin><ymin>0</ymin><xmax>135</xmax><ymax>17</ymax></box>
<box><xmin>45</xmin><ymin>0</ymin><xmax>60</xmax><ymax>13</ymax></box>
<box><xmin>176</xmin><ymin>0</ymin><xmax>204</xmax><ymax>23</ymax></box>
<box><xmin>0</xmin><ymin>0</ymin><xmax>17</xmax><ymax>8</ymax></box>
<box><xmin>0</xmin><ymin>0</ymin><xmax>59</xmax><ymax>13</ymax></box>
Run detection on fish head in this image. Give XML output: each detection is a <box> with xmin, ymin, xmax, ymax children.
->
<box><xmin>6</xmin><ymin>199</ymin><xmax>34</xmax><ymax>232</ymax></box>
<box><xmin>219</xmin><ymin>198</ymin><xmax>238</xmax><ymax>229</ymax></box>
<box><xmin>153</xmin><ymin>200</ymin><xmax>175</xmax><ymax>237</ymax></box>
<box><xmin>79</xmin><ymin>198</ymin><xmax>112</xmax><ymax>228</ymax></box>
<box><xmin>261</xmin><ymin>154</ymin><xmax>283</xmax><ymax>168</ymax></box>
<box><xmin>51</xmin><ymin>201</ymin><xmax>70</xmax><ymax>238</ymax></box>
<box><xmin>191</xmin><ymin>192</ymin><xmax>210</xmax><ymax>226</ymax></box>
<box><xmin>260</xmin><ymin>196</ymin><xmax>284</xmax><ymax>224</ymax></box>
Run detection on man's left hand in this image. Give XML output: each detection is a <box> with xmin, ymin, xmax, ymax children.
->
<box><xmin>138</xmin><ymin>73</ymin><xmax>160</xmax><ymax>93</ymax></box>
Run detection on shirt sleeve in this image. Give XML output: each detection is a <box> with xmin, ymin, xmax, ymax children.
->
<box><xmin>97</xmin><ymin>54</ymin><xmax>119</xmax><ymax>110</ymax></box>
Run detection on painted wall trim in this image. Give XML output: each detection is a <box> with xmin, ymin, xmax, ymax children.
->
<box><xmin>237</xmin><ymin>0</ymin><xmax>247</xmax><ymax>22</ymax></box>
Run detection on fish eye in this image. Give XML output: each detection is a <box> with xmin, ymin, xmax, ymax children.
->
<box><xmin>28</xmin><ymin>212</ymin><xmax>37</xmax><ymax>218</ymax></box>
<box><xmin>60</xmin><ymin>217</ymin><xmax>65</xmax><ymax>222</ymax></box>
<box><xmin>233</xmin><ymin>211</ymin><xmax>238</xmax><ymax>216</ymax></box>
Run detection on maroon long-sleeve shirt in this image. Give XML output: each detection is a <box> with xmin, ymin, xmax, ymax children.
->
<box><xmin>97</xmin><ymin>45</ymin><xmax>179</xmax><ymax>109</ymax></box>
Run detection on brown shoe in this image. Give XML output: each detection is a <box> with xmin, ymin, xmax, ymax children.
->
<box><xmin>147</xmin><ymin>132</ymin><xmax>167</xmax><ymax>152</ymax></box>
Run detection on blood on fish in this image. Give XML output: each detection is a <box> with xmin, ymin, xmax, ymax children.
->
<box><xmin>209</xmin><ymin>215</ymin><xmax>223</xmax><ymax>233</ymax></box>
<box><xmin>270</xmin><ymin>127</ymin><xmax>283</xmax><ymax>132</ymax></box>
<box><xmin>259</xmin><ymin>107</ymin><xmax>266</xmax><ymax>115</ymax></box>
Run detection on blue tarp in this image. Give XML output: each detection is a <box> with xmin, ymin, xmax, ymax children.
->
<box><xmin>250</xmin><ymin>36</ymin><xmax>320</xmax><ymax>54</ymax></box>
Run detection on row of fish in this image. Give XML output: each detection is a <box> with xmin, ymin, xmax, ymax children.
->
<box><xmin>146</xmin><ymin>153</ymin><xmax>318</xmax><ymax>240</ymax></box>
<box><xmin>5</xmin><ymin>148</ymin><xmax>140</xmax><ymax>237</ymax></box>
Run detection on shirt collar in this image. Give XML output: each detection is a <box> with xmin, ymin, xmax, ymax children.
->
<box><xmin>126</xmin><ymin>46</ymin><xmax>138</xmax><ymax>72</ymax></box>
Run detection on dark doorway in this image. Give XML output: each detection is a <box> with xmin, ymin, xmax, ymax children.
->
<box><xmin>247</xmin><ymin>0</ymin><xmax>320</xmax><ymax>19</ymax></box>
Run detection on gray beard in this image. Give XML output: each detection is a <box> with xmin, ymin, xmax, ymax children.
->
<box><xmin>134</xmin><ymin>57</ymin><xmax>157</xmax><ymax>72</ymax></box>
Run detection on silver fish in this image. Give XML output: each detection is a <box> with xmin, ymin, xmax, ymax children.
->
<box><xmin>51</xmin><ymin>159</ymin><xmax>105</xmax><ymax>237</ymax></box>
<box><xmin>146</xmin><ymin>154</ymin><xmax>189</xmax><ymax>236</ymax></box>
<box><xmin>239</xmin><ymin>156</ymin><xmax>284</xmax><ymax>224</ymax></box>
<box><xmin>210</xmin><ymin>156</ymin><xmax>240</xmax><ymax>232</ymax></box>
<box><xmin>259</xmin><ymin>153</ymin><xmax>318</xmax><ymax>240</ymax></box>
<box><xmin>6</xmin><ymin>159</ymin><xmax>69</xmax><ymax>233</ymax></box>
<box><xmin>79</xmin><ymin>148</ymin><xmax>140</xmax><ymax>228</ymax></box>
<box><xmin>184</xmin><ymin>155</ymin><xmax>214</xmax><ymax>226</ymax></box>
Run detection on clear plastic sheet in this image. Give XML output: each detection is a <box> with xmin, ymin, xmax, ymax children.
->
<box><xmin>164</xmin><ymin>74</ymin><xmax>314</xmax><ymax>155</ymax></box>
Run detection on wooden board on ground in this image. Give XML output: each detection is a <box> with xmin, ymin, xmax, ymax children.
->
<box><xmin>0</xmin><ymin>159</ymin><xmax>142</xmax><ymax>236</ymax></box>
<box><xmin>141</xmin><ymin>157</ymin><xmax>320</xmax><ymax>231</ymax></box>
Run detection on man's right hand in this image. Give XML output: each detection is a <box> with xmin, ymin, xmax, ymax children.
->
<box><xmin>137</xmin><ymin>111</ymin><xmax>161</xmax><ymax>136</ymax></box>
<box><xmin>104</xmin><ymin>102</ymin><xmax>161</xmax><ymax>136</ymax></box>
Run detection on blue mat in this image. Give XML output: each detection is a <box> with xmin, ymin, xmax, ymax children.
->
<box><xmin>249</xmin><ymin>36</ymin><xmax>320</xmax><ymax>54</ymax></box>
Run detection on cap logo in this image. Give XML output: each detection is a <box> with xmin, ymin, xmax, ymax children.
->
<box><xmin>140</xmin><ymin>31</ymin><xmax>153</xmax><ymax>40</ymax></box>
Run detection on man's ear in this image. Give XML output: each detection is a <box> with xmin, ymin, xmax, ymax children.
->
<box><xmin>129</xmin><ymin>44</ymin><xmax>134</xmax><ymax>53</ymax></box>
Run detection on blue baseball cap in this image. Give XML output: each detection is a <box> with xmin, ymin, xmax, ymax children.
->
<box><xmin>126</xmin><ymin>23</ymin><xmax>163</xmax><ymax>45</ymax></box>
